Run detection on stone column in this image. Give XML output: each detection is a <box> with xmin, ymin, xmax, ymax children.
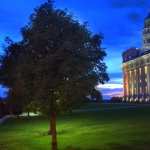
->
<box><xmin>141</xmin><ymin>66</ymin><xmax>145</xmax><ymax>101</ymax></box>
<box><xmin>123</xmin><ymin>72</ymin><xmax>126</xmax><ymax>99</ymax></box>
<box><xmin>139</xmin><ymin>67</ymin><xmax>143</xmax><ymax>102</ymax></box>
<box><xmin>123</xmin><ymin>68</ymin><xmax>128</xmax><ymax>101</ymax></box>
<box><xmin>127</xmin><ymin>70</ymin><xmax>131</xmax><ymax>101</ymax></box>
<box><xmin>129</xmin><ymin>69</ymin><xmax>133</xmax><ymax>102</ymax></box>
<box><xmin>146</xmin><ymin>64</ymin><xmax>150</xmax><ymax>101</ymax></box>
<box><xmin>134</xmin><ymin>68</ymin><xmax>138</xmax><ymax>101</ymax></box>
<box><xmin>136</xmin><ymin>68</ymin><xmax>139</xmax><ymax>101</ymax></box>
<box><xmin>136</xmin><ymin>67</ymin><xmax>140</xmax><ymax>101</ymax></box>
<box><xmin>126</xmin><ymin>71</ymin><xmax>129</xmax><ymax>99</ymax></box>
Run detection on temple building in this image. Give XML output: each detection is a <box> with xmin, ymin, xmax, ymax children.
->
<box><xmin>122</xmin><ymin>13</ymin><xmax>150</xmax><ymax>102</ymax></box>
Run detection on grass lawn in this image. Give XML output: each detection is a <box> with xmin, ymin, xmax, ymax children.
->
<box><xmin>1</xmin><ymin>103</ymin><xmax>150</xmax><ymax>150</ymax></box>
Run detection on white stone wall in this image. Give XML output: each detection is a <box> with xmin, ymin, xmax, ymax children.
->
<box><xmin>123</xmin><ymin>53</ymin><xmax>150</xmax><ymax>102</ymax></box>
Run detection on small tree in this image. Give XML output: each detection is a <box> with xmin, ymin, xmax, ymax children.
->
<box><xmin>0</xmin><ymin>41</ymin><xmax>24</xmax><ymax>114</ymax></box>
<box><xmin>0</xmin><ymin>1</ymin><xmax>109</xmax><ymax>150</ymax></box>
<box><xmin>91</xmin><ymin>89</ymin><xmax>103</xmax><ymax>102</ymax></box>
<box><xmin>0</xmin><ymin>39</ymin><xmax>37</xmax><ymax>116</ymax></box>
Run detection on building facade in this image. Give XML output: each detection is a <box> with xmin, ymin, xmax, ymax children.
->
<box><xmin>122</xmin><ymin>13</ymin><xmax>150</xmax><ymax>102</ymax></box>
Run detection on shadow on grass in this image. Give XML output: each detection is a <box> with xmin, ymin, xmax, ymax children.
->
<box><xmin>0</xmin><ymin>144</ymin><xmax>9</xmax><ymax>149</ymax></box>
<box><xmin>64</xmin><ymin>142</ymin><xmax>150</xmax><ymax>150</ymax></box>
<box><xmin>64</xmin><ymin>147</ymin><xmax>100</xmax><ymax>150</ymax></box>
<box><xmin>109</xmin><ymin>144</ymin><xmax>134</xmax><ymax>150</ymax></box>
<box><xmin>108</xmin><ymin>142</ymin><xmax>150</xmax><ymax>150</ymax></box>
<box><xmin>35</xmin><ymin>129</ymin><xmax>69</xmax><ymax>137</ymax></box>
<box><xmin>58</xmin><ymin>129</ymin><xmax>70</xmax><ymax>135</ymax></box>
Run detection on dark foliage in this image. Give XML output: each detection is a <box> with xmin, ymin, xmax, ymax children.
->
<box><xmin>91</xmin><ymin>89</ymin><xmax>103</xmax><ymax>102</ymax></box>
<box><xmin>110</xmin><ymin>97</ymin><xmax>123</xmax><ymax>103</ymax></box>
<box><xmin>0</xmin><ymin>1</ymin><xmax>109</xmax><ymax>149</ymax></box>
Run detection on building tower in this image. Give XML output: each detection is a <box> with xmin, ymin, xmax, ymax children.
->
<box><xmin>122</xmin><ymin>12</ymin><xmax>150</xmax><ymax>103</ymax></box>
<box><xmin>143</xmin><ymin>13</ymin><xmax>150</xmax><ymax>51</ymax></box>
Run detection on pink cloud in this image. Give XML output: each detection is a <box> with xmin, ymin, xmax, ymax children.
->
<box><xmin>104</xmin><ymin>91</ymin><xmax>123</xmax><ymax>97</ymax></box>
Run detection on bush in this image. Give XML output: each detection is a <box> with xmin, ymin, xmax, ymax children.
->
<box><xmin>110</xmin><ymin>97</ymin><xmax>123</xmax><ymax>103</ymax></box>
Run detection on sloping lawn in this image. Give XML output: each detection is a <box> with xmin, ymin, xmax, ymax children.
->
<box><xmin>1</xmin><ymin>103</ymin><xmax>150</xmax><ymax>150</ymax></box>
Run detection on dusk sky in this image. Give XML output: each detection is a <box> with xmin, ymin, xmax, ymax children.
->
<box><xmin>1</xmin><ymin>0</ymin><xmax>150</xmax><ymax>99</ymax></box>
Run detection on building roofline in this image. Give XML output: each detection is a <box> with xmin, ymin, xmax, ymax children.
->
<box><xmin>123</xmin><ymin>51</ymin><xmax>150</xmax><ymax>65</ymax></box>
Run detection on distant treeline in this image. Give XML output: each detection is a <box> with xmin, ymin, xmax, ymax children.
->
<box><xmin>0</xmin><ymin>100</ymin><xmax>23</xmax><ymax>118</ymax></box>
<box><xmin>0</xmin><ymin>101</ymin><xmax>9</xmax><ymax>118</ymax></box>
<box><xmin>110</xmin><ymin>97</ymin><xmax>123</xmax><ymax>103</ymax></box>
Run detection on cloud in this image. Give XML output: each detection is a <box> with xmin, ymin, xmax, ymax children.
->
<box><xmin>127</xmin><ymin>12</ymin><xmax>141</xmax><ymax>23</ymax></box>
<box><xmin>104</xmin><ymin>90</ymin><xmax>123</xmax><ymax>97</ymax></box>
<box><xmin>0</xmin><ymin>85</ymin><xmax>8</xmax><ymax>98</ymax></box>
<box><xmin>109</xmin><ymin>78</ymin><xmax>123</xmax><ymax>83</ymax></box>
<box><xmin>96</xmin><ymin>76</ymin><xmax>123</xmax><ymax>99</ymax></box>
<box><xmin>109</xmin><ymin>72</ymin><xmax>123</xmax><ymax>79</ymax></box>
<box><xmin>97</xmin><ymin>87</ymin><xmax>123</xmax><ymax>99</ymax></box>
<box><xmin>110</xmin><ymin>0</ymin><xmax>148</xmax><ymax>8</ymax></box>
<box><xmin>97</xmin><ymin>83</ymin><xmax>123</xmax><ymax>90</ymax></box>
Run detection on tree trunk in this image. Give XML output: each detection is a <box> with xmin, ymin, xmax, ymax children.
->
<box><xmin>27</xmin><ymin>111</ymin><xmax>30</xmax><ymax>118</ymax></box>
<box><xmin>9</xmin><ymin>103</ymin><xmax>13</xmax><ymax>115</ymax></box>
<box><xmin>50</xmin><ymin>111</ymin><xmax>57</xmax><ymax>150</ymax></box>
<box><xmin>48</xmin><ymin>116</ymin><xmax>52</xmax><ymax>135</ymax></box>
<box><xmin>48</xmin><ymin>128</ymin><xmax>52</xmax><ymax>135</ymax></box>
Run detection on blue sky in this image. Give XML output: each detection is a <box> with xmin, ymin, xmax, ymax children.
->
<box><xmin>0</xmin><ymin>0</ymin><xmax>150</xmax><ymax>99</ymax></box>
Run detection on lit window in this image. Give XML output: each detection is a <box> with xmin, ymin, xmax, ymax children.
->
<box><xmin>145</xmin><ymin>66</ymin><xmax>148</xmax><ymax>74</ymax></box>
<box><xmin>146</xmin><ymin>86</ymin><xmax>148</xmax><ymax>93</ymax></box>
<box><xmin>139</xmin><ymin>68</ymin><xmax>142</xmax><ymax>75</ymax></box>
<box><xmin>134</xmin><ymin>88</ymin><xmax>136</xmax><ymax>94</ymax></box>
<box><xmin>145</xmin><ymin>78</ymin><xmax>147</xmax><ymax>82</ymax></box>
<box><xmin>140</xmin><ymin>87</ymin><xmax>142</xmax><ymax>94</ymax></box>
<box><xmin>131</xmin><ymin>85</ymin><xmax>134</xmax><ymax>95</ymax></box>
<box><xmin>134</xmin><ymin>69</ymin><xmax>137</xmax><ymax>76</ymax></box>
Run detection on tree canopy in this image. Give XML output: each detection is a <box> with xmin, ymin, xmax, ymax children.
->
<box><xmin>0</xmin><ymin>1</ymin><xmax>109</xmax><ymax>149</ymax></box>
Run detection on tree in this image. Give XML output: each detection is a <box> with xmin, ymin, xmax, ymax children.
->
<box><xmin>0</xmin><ymin>1</ymin><xmax>109</xmax><ymax>150</ymax></box>
<box><xmin>91</xmin><ymin>89</ymin><xmax>103</xmax><ymax>102</ymax></box>
<box><xmin>0</xmin><ymin>38</ymin><xmax>38</xmax><ymax>116</ymax></box>
<box><xmin>110</xmin><ymin>97</ymin><xmax>122</xmax><ymax>103</ymax></box>
<box><xmin>0</xmin><ymin>40</ymin><xmax>23</xmax><ymax>114</ymax></box>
